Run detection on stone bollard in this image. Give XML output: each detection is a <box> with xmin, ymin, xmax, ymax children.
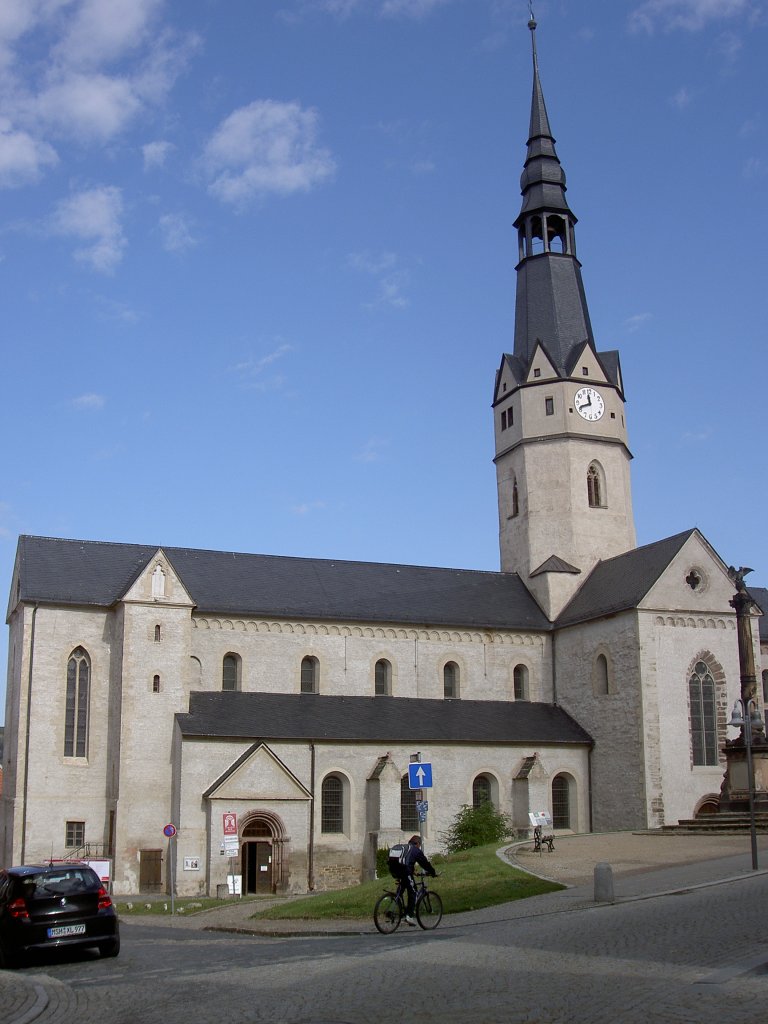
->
<box><xmin>594</xmin><ymin>862</ymin><xmax>615</xmax><ymax>904</ymax></box>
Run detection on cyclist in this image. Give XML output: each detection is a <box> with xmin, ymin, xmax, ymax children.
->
<box><xmin>391</xmin><ymin>835</ymin><xmax>436</xmax><ymax>926</ymax></box>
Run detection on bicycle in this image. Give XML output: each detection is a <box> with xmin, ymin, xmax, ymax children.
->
<box><xmin>373</xmin><ymin>871</ymin><xmax>443</xmax><ymax>934</ymax></box>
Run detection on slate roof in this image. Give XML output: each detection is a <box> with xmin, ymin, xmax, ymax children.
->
<box><xmin>11</xmin><ymin>535</ymin><xmax>551</xmax><ymax>632</ymax></box>
<box><xmin>176</xmin><ymin>691</ymin><xmax>593</xmax><ymax>746</ymax></box>
<box><xmin>749</xmin><ymin>586</ymin><xmax>768</xmax><ymax>643</ymax></box>
<box><xmin>555</xmin><ymin>530</ymin><xmax>696</xmax><ymax>628</ymax></box>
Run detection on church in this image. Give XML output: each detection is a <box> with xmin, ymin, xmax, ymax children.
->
<box><xmin>2</xmin><ymin>20</ymin><xmax>766</xmax><ymax>897</ymax></box>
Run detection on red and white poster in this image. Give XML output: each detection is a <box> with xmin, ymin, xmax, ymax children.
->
<box><xmin>223</xmin><ymin>812</ymin><xmax>237</xmax><ymax>836</ymax></box>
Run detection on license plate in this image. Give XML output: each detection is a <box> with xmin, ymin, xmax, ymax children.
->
<box><xmin>47</xmin><ymin>923</ymin><xmax>86</xmax><ymax>938</ymax></box>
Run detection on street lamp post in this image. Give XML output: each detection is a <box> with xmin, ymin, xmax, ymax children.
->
<box><xmin>727</xmin><ymin>698</ymin><xmax>760</xmax><ymax>870</ymax></box>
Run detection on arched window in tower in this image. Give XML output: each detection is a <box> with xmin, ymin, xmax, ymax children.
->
<box><xmin>595</xmin><ymin>654</ymin><xmax>609</xmax><ymax>696</ymax></box>
<box><xmin>529</xmin><ymin>215</ymin><xmax>544</xmax><ymax>255</ymax></box>
<box><xmin>587</xmin><ymin>463</ymin><xmax>605</xmax><ymax>508</ymax></box>
<box><xmin>374</xmin><ymin>659</ymin><xmax>391</xmax><ymax>696</ymax></box>
<box><xmin>222</xmin><ymin>654</ymin><xmax>240</xmax><ymax>691</ymax></box>
<box><xmin>154</xmin><ymin>624</ymin><xmax>161</xmax><ymax>642</ymax></box>
<box><xmin>443</xmin><ymin>661</ymin><xmax>460</xmax><ymax>699</ymax></box>
<box><xmin>689</xmin><ymin>660</ymin><xmax>718</xmax><ymax>766</ymax></box>
<box><xmin>301</xmin><ymin>655</ymin><xmax>319</xmax><ymax>694</ymax></box>
<box><xmin>64</xmin><ymin>647</ymin><xmax>90</xmax><ymax>758</ymax></box>
<box><xmin>400</xmin><ymin>774</ymin><xmax>419</xmax><ymax>831</ymax></box>
<box><xmin>763</xmin><ymin>670</ymin><xmax>768</xmax><ymax>704</ymax></box>
<box><xmin>513</xmin><ymin>664</ymin><xmax>529</xmax><ymax>700</ymax></box>
<box><xmin>512</xmin><ymin>477</ymin><xmax>519</xmax><ymax>518</ymax></box>
<box><xmin>547</xmin><ymin>214</ymin><xmax>567</xmax><ymax>253</ymax></box>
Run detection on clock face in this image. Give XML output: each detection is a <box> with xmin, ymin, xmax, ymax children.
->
<box><xmin>574</xmin><ymin>387</ymin><xmax>604</xmax><ymax>421</ymax></box>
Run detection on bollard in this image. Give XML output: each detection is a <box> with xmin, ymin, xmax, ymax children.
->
<box><xmin>594</xmin><ymin>861</ymin><xmax>615</xmax><ymax>904</ymax></box>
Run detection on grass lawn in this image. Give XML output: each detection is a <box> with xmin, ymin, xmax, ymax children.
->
<box><xmin>251</xmin><ymin>843</ymin><xmax>563</xmax><ymax>921</ymax></box>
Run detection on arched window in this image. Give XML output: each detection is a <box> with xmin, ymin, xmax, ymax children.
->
<box><xmin>473</xmin><ymin>774</ymin><xmax>493</xmax><ymax>808</ymax></box>
<box><xmin>222</xmin><ymin>654</ymin><xmax>240</xmax><ymax>691</ymax></box>
<box><xmin>762</xmin><ymin>670</ymin><xmax>768</xmax><ymax>704</ymax></box>
<box><xmin>301</xmin><ymin>655</ymin><xmax>319</xmax><ymax>694</ymax></box>
<box><xmin>401</xmin><ymin>774</ymin><xmax>419</xmax><ymax>831</ymax></box>
<box><xmin>443</xmin><ymin>661</ymin><xmax>459</xmax><ymax>699</ymax></box>
<box><xmin>321</xmin><ymin>774</ymin><xmax>345</xmax><ymax>833</ymax></box>
<box><xmin>65</xmin><ymin>647</ymin><xmax>90</xmax><ymax>758</ymax></box>
<box><xmin>595</xmin><ymin>654</ymin><xmax>609</xmax><ymax>695</ymax></box>
<box><xmin>587</xmin><ymin>463</ymin><xmax>603</xmax><ymax>508</ymax></box>
<box><xmin>513</xmin><ymin>664</ymin><xmax>529</xmax><ymax>700</ymax></box>
<box><xmin>375</xmin><ymin>659</ymin><xmax>391</xmax><ymax>696</ymax></box>
<box><xmin>154</xmin><ymin>624</ymin><xmax>161</xmax><ymax>642</ymax></box>
<box><xmin>689</xmin><ymin>660</ymin><xmax>718</xmax><ymax>766</ymax></box>
<box><xmin>512</xmin><ymin>477</ymin><xmax>519</xmax><ymax>518</ymax></box>
<box><xmin>152</xmin><ymin>674</ymin><xmax>161</xmax><ymax>693</ymax></box>
<box><xmin>552</xmin><ymin>774</ymin><xmax>571</xmax><ymax>829</ymax></box>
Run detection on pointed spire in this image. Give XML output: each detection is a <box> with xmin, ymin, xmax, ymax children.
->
<box><xmin>512</xmin><ymin>16</ymin><xmax>595</xmax><ymax>375</ymax></box>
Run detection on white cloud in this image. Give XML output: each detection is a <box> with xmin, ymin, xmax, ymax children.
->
<box><xmin>231</xmin><ymin>342</ymin><xmax>294</xmax><ymax>390</ymax></box>
<box><xmin>291</xmin><ymin>500</ymin><xmax>327</xmax><ymax>516</ymax></box>
<box><xmin>142</xmin><ymin>139</ymin><xmax>174</xmax><ymax>170</ymax></box>
<box><xmin>51</xmin><ymin>0</ymin><xmax>164</xmax><ymax>68</ymax></box>
<box><xmin>381</xmin><ymin>0</ymin><xmax>453</xmax><ymax>16</ymax></box>
<box><xmin>51</xmin><ymin>185</ymin><xmax>125</xmax><ymax>272</ymax></box>
<box><xmin>743</xmin><ymin>157</ymin><xmax>765</xmax><ymax>178</ymax></box>
<box><xmin>0</xmin><ymin>118</ymin><xmax>58</xmax><ymax>186</ymax></box>
<box><xmin>32</xmin><ymin>72</ymin><xmax>141</xmax><ymax>142</ymax></box>
<box><xmin>158</xmin><ymin>212</ymin><xmax>196</xmax><ymax>253</ymax></box>
<box><xmin>72</xmin><ymin>392</ymin><xmax>106</xmax><ymax>410</ymax></box>
<box><xmin>347</xmin><ymin>250</ymin><xmax>411</xmax><ymax>309</ymax></box>
<box><xmin>354</xmin><ymin>437</ymin><xmax>388</xmax><ymax>463</ymax></box>
<box><xmin>629</xmin><ymin>0</ymin><xmax>753</xmax><ymax>33</ymax></box>
<box><xmin>624</xmin><ymin>312</ymin><xmax>652</xmax><ymax>333</ymax></box>
<box><xmin>347</xmin><ymin>250</ymin><xmax>398</xmax><ymax>274</ymax></box>
<box><xmin>204</xmin><ymin>99</ymin><xmax>336</xmax><ymax>206</ymax></box>
<box><xmin>669</xmin><ymin>86</ymin><xmax>692</xmax><ymax>109</ymax></box>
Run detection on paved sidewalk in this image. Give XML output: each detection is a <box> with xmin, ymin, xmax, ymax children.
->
<box><xmin>123</xmin><ymin>830</ymin><xmax>768</xmax><ymax>937</ymax></box>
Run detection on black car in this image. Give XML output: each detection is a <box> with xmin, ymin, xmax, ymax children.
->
<box><xmin>0</xmin><ymin>863</ymin><xmax>120</xmax><ymax>967</ymax></box>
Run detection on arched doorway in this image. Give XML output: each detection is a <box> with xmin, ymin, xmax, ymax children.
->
<box><xmin>240</xmin><ymin>812</ymin><xmax>287</xmax><ymax>894</ymax></box>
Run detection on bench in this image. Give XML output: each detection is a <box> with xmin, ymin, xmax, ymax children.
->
<box><xmin>532</xmin><ymin>825</ymin><xmax>555</xmax><ymax>853</ymax></box>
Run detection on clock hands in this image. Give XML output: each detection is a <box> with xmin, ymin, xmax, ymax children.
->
<box><xmin>577</xmin><ymin>393</ymin><xmax>592</xmax><ymax>412</ymax></box>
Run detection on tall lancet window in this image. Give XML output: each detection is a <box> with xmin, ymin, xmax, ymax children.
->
<box><xmin>512</xmin><ymin>478</ymin><xmax>519</xmax><ymax>518</ymax></box>
<box><xmin>689</xmin><ymin>661</ymin><xmax>718</xmax><ymax>766</ymax></box>
<box><xmin>65</xmin><ymin>647</ymin><xmax>90</xmax><ymax>758</ymax></box>
<box><xmin>151</xmin><ymin>564</ymin><xmax>166</xmax><ymax>598</ymax></box>
<box><xmin>587</xmin><ymin>464</ymin><xmax>604</xmax><ymax>508</ymax></box>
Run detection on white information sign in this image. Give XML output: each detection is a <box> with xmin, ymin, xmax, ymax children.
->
<box><xmin>528</xmin><ymin>810</ymin><xmax>553</xmax><ymax>828</ymax></box>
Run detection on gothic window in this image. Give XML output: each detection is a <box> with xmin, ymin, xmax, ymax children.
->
<box><xmin>301</xmin><ymin>655</ymin><xmax>319</xmax><ymax>694</ymax></box>
<box><xmin>321</xmin><ymin>774</ymin><xmax>345</xmax><ymax>833</ymax></box>
<box><xmin>512</xmin><ymin>478</ymin><xmax>519</xmax><ymax>518</ymax></box>
<box><xmin>552</xmin><ymin>775</ymin><xmax>571</xmax><ymax>828</ymax></box>
<box><xmin>587</xmin><ymin>463</ymin><xmax>605</xmax><ymax>508</ymax></box>
<box><xmin>375</xmin><ymin>659</ymin><xmax>391</xmax><ymax>696</ymax></box>
<box><xmin>513</xmin><ymin>664</ymin><xmax>529</xmax><ymax>700</ymax></box>
<box><xmin>689</xmin><ymin>660</ymin><xmax>718</xmax><ymax>766</ymax></box>
<box><xmin>472</xmin><ymin>774</ymin><xmax>493</xmax><ymax>808</ymax></box>
<box><xmin>222</xmin><ymin>654</ymin><xmax>240</xmax><ymax>691</ymax></box>
<box><xmin>64</xmin><ymin>647</ymin><xmax>90</xmax><ymax>758</ymax></box>
<box><xmin>443</xmin><ymin>661</ymin><xmax>459</xmax><ymax>699</ymax></box>
<box><xmin>400</xmin><ymin>774</ymin><xmax>419</xmax><ymax>831</ymax></box>
<box><xmin>151</xmin><ymin>564</ymin><xmax>166</xmax><ymax>598</ymax></box>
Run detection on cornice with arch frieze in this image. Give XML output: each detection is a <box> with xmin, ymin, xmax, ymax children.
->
<box><xmin>192</xmin><ymin>616</ymin><xmax>543</xmax><ymax>647</ymax></box>
<box><xmin>653</xmin><ymin>616</ymin><xmax>733</xmax><ymax>630</ymax></box>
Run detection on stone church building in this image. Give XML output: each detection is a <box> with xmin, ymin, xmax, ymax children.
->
<box><xmin>2</xmin><ymin>23</ymin><xmax>765</xmax><ymax>897</ymax></box>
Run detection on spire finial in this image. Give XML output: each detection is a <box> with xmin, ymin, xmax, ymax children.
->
<box><xmin>528</xmin><ymin>3</ymin><xmax>538</xmax><ymax>70</ymax></box>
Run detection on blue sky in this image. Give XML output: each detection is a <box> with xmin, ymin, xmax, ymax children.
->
<box><xmin>1</xmin><ymin>0</ymin><xmax>766</xmax><ymax>720</ymax></box>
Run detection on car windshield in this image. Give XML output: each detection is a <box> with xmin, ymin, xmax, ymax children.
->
<box><xmin>23</xmin><ymin>868</ymin><xmax>100</xmax><ymax>899</ymax></box>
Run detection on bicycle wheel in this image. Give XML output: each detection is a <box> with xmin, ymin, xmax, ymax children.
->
<box><xmin>415</xmin><ymin>890</ymin><xmax>443</xmax><ymax>930</ymax></box>
<box><xmin>374</xmin><ymin>892</ymin><xmax>402</xmax><ymax>934</ymax></box>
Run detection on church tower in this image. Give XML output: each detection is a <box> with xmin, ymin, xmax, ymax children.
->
<box><xmin>494</xmin><ymin>17</ymin><xmax>636</xmax><ymax>620</ymax></box>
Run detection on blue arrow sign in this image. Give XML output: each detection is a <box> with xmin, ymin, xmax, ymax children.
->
<box><xmin>408</xmin><ymin>762</ymin><xmax>433</xmax><ymax>789</ymax></box>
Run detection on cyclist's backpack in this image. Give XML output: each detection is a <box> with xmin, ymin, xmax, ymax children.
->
<box><xmin>387</xmin><ymin>843</ymin><xmax>407</xmax><ymax>878</ymax></box>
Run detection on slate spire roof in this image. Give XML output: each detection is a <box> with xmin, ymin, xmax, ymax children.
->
<box><xmin>510</xmin><ymin>18</ymin><xmax>619</xmax><ymax>389</ymax></box>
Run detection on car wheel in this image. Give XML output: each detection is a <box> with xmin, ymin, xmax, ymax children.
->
<box><xmin>98</xmin><ymin>937</ymin><xmax>120</xmax><ymax>958</ymax></box>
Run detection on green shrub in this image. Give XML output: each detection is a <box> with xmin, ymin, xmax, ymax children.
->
<box><xmin>440</xmin><ymin>802</ymin><xmax>513</xmax><ymax>853</ymax></box>
<box><xmin>376</xmin><ymin>847</ymin><xmax>392</xmax><ymax>878</ymax></box>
